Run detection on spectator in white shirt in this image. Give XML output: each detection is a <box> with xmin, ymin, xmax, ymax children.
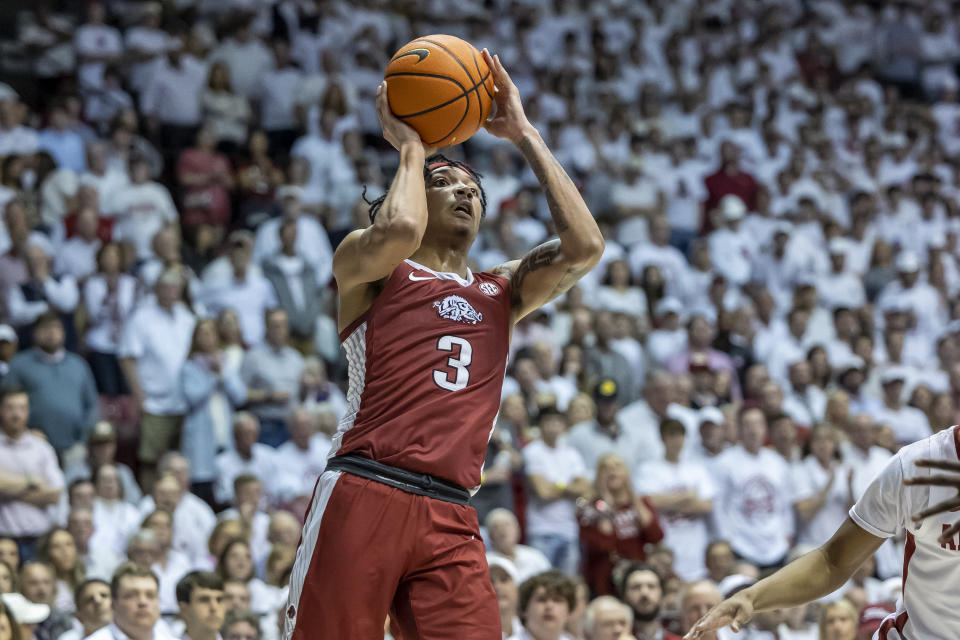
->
<box><xmin>707</xmin><ymin>195</ymin><xmax>753</xmax><ymax>286</ymax></box>
<box><xmin>566</xmin><ymin>378</ymin><xmax>643</xmax><ymax>480</ymax></box>
<box><xmin>252</xmin><ymin>187</ymin><xmax>333</xmax><ymax>288</ymax></box>
<box><xmin>55</xmin><ymin>205</ymin><xmax>100</xmax><ymax>281</ymax></box>
<box><xmin>712</xmin><ymin>407</ymin><xmax>794</xmax><ymax>568</ymax></box>
<box><xmin>817</xmin><ymin>238</ymin><xmax>866</xmax><ymax>311</ymax></box>
<box><xmin>124</xmin><ymin>526</ymin><xmax>187</xmax><ymax>616</ymax></box>
<box><xmin>256</xmin><ymin>40</ymin><xmax>302</xmax><ymax>155</ymax></box>
<box><xmin>85</xmin><ymin>562</ymin><xmax>177</xmax><ymax>640</ymax></box>
<box><xmin>198</xmin><ymin>231</ymin><xmax>277</xmax><ymax>346</ymax></box>
<box><xmin>201</xmin><ymin>62</ymin><xmax>252</xmax><ymax>153</ymax></box>
<box><xmin>523</xmin><ymin>406</ymin><xmax>591</xmax><ymax>576</ymax></box>
<box><xmin>176</xmin><ymin>571</ymin><xmax>227</xmax><ymax>640</ymax></box>
<box><xmin>635</xmin><ymin>419</ymin><xmax>715</xmax><ymax>581</ymax></box>
<box><xmin>110</xmin><ymin>155</ymin><xmax>178</xmax><ymax>260</ymax></box>
<box><xmin>214</xmin><ymin>413</ymin><xmax>277</xmax><ymax>505</ymax></box>
<box><xmin>218</xmin><ymin>474</ymin><xmax>271</xmax><ymax>568</ymax></box>
<box><xmin>73</xmin><ymin>2</ymin><xmax>122</xmax><ymax>93</ymax></box>
<box><xmin>119</xmin><ymin>266</ymin><xmax>196</xmax><ymax>492</ymax></box>
<box><xmin>781</xmin><ymin>360</ymin><xmax>827</xmax><ymax>427</ymax></box>
<box><xmin>273</xmin><ymin>407</ymin><xmax>331</xmax><ymax>503</ymax></box>
<box><xmin>208</xmin><ymin>16</ymin><xmax>274</xmax><ymax>100</ymax></box>
<box><xmin>60</xmin><ymin>578</ymin><xmax>112</xmax><ymax>640</ymax></box>
<box><xmin>83</xmin><ymin>242</ymin><xmax>137</xmax><ymax>396</ymax></box>
<box><xmin>140</xmin><ymin>38</ymin><xmax>208</xmax><ymax>152</ymax></box>
<box><xmin>792</xmin><ymin>425</ymin><xmax>854</xmax><ymax>549</ymax></box>
<box><xmin>139</xmin><ymin>468</ymin><xmax>214</xmax><ymax>570</ymax></box>
<box><xmin>7</xmin><ymin>239</ymin><xmax>80</xmax><ymax>348</ymax></box>
<box><xmin>874</xmin><ymin>366</ymin><xmax>932</xmax><ymax>446</ymax></box>
<box><xmin>80</xmin><ymin>141</ymin><xmax>127</xmax><ymax>214</ymax></box>
<box><xmin>485</xmin><ymin>509</ymin><xmax>552</xmax><ymax>584</ymax></box>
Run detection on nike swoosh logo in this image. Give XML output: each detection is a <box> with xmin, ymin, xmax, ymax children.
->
<box><xmin>409</xmin><ymin>273</ymin><xmax>436</xmax><ymax>281</ymax></box>
<box><xmin>394</xmin><ymin>48</ymin><xmax>430</xmax><ymax>64</ymax></box>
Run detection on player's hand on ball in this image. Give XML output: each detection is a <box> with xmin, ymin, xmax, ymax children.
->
<box><xmin>683</xmin><ymin>592</ymin><xmax>754</xmax><ymax>639</ymax></box>
<box><xmin>377</xmin><ymin>81</ymin><xmax>435</xmax><ymax>154</ymax></box>
<box><xmin>906</xmin><ymin>458</ymin><xmax>960</xmax><ymax>542</ymax></box>
<box><xmin>480</xmin><ymin>49</ymin><xmax>532</xmax><ymax>143</ymax></box>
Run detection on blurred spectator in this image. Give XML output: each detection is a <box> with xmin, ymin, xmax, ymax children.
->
<box><xmin>85</xmin><ymin>563</ymin><xmax>175</xmax><ymax>639</ymax></box>
<box><xmin>512</xmin><ymin>571</ymin><xmax>578</xmax><ymax>640</ymax></box>
<box><xmin>273</xmin><ymin>408</ymin><xmax>330</xmax><ymax>503</ymax></box>
<box><xmin>19</xmin><ymin>560</ymin><xmax>73</xmax><ymax>640</ymax></box>
<box><xmin>201</xmin><ymin>62</ymin><xmax>252</xmax><ymax>154</ymax></box>
<box><xmin>111</xmin><ymin>156</ymin><xmax>178</xmax><ymax>261</ymax></box>
<box><xmin>208</xmin><ymin>16</ymin><xmax>274</xmax><ymax>101</ymax></box>
<box><xmin>59</xmin><ymin>578</ymin><xmax>112</xmax><ymax>640</ymax></box>
<box><xmin>66</xmin><ymin>507</ymin><xmax>121</xmax><ymax>581</ymax></box>
<box><xmin>219</xmin><ymin>475</ymin><xmax>270</xmax><ymax>567</ymax></box>
<box><xmin>712</xmin><ymin>408</ymin><xmax>794</xmax><ymax>569</ymax></box>
<box><xmin>140</xmin><ymin>37</ymin><xmax>207</xmax><ymax>154</ymax></box>
<box><xmin>261</xmin><ymin>219</ymin><xmax>326</xmax><ymax>346</ymax></box>
<box><xmin>240</xmin><ymin>309</ymin><xmax>303</xmax><ymax>445</ymax></box>
<box><xmin>90</xmin><ymin>464</ymin><xmax>141</xmax><ymax>554</ymax></box>
<box><xmin>215</xmin><ymin>539</ymin><xmax>282</xmax><ymax>616</ymax></box>
<box><xmin>214</xmin><ymin>414</ymin><xmax>277</xmax><ymax>505</ymax></box>
<box><xmin>875</xmin><ymin>367</ymin><xmax>932</xmax><ymax>446</ymax></box>
<box><xmin>222</xmin><ymin>609</ymin><xmax>260</xmax><ymax>640</ymax></box>
<box><xmin>6</xmin><ymin>313</ymin><xmax>98</xmax><ymax>453</ymax></box>
<box><xmin>119</xmin><ymin>267</ymin><xmax>196</xmax><ymax>491</ymax></box>
<box><xmin>819</xmin><ymin>599</ymin><xmax>858</xmax><ymax>640</ymax></box>
<box><xmin>792</xmin><ymin>425</ymin><xmax>853</xmax><ymax>549</ymax></box>
<box><xmin>618</xmin><ymin>564</ymin><xmax>680</xmax><ymax>640</ymax></box>
<box><xmin>255</xmin><ymin>40</ymin><xmax>302</xmax><ymax>155</ymax></box>
<box><xmin>7</xmin><ymin>241</ymin><xmax>80</xmax><ymax>348</ymax></box>
<box><xmin>252</xmin><ymin>187</ymin><xmax>333</xmax><ymax>289</ymax></box>
<box><xmin>489</xmin><ymin>562</ymin><xmax>522</xmax><ymax>638</ymax></box>
<box><xmin>176</xmin><ymin>571</ymin><xmax>226</xmax><ymax>640</ymax></box>
<box><xmin>567</xmin><ymin>379</ymin><xmax>643</xmax><ymax>479</ymax></box>
<box><xmin>181</xmin><ymin>317</ymin><xmax>247</xmax><ymax>502</ymax></box>
<box><xmin>578</xmin><ymin>454</ymin><xmax>663</xmax><ymax>596</ymax></box>
<box><xmin>139</xmin><ymin>509</ymin><xmax>191</xmax><ymax>612</ymax></box>
<box><xmin>678</xmin><ymin>581</ymin><xmax>721</xmax><ymax>639</ymax></box>
<box><xmin>56</xmin><ymin>205</ymin><xmax>101</xmax><ymax>281</ymax></box>
<box><xmin>582</xmin><ymin>595</ymin><xmax>632</xmax><ymax>640</ymax></box>
<box><xmin>64</xmin><ymin>421</ymin><xmax>140</xmax><ymax>504</ymax></box>
<box><xmin>0</xmin><ymin>387</ymin><xmax>64</xmax><ymax>562</ymax></box>
<box><xmin>35</xmin><ymin>527</ymin><xmax>82</xmax><ymax>613</ymax></box>
<box><xmin>177</xmin><ymin>125</ymin><xmax>234</xmax><ymax>238</ymax></box>
<box><xmin>703</xmin><ymin>142</ymin><xmax>758</xmax><ymax>231</ymax></box>
<box><xmin>38</xmin><ymin>99</ymin><xmax>86</xmax><ymax>174</ymax></box>
<box><xmin>82</xmin><ymin>243</ymin><xmax>137</xmax><ymax>395</ymax></box>
<box><xmin>485</xmin><ymin>509</ymin><xmax>551</xmax><ymax>585</ymax></box>
<box><xmin>140</xmin><ymin>454</ymin><xmax>216</xmax><ymax>565</ymax></box>
<box><xmin>524</xmin><ymin>407</ymin><xmax>590</xmax><ymax>576</ymax></box>
<box><xmin>635</xmin><ymin>419</ymin><xmax>715</xmax><ymax>582</ymax></box>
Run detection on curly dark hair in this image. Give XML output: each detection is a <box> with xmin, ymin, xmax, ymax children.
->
<box><xmin>365</xmin><ymin>153</ymin><xmax>488</xmax><ymax>223</ymax></box>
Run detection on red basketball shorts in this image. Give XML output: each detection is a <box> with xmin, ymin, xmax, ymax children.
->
<box><xmin>284</xmin><ymin>470</ymin><xmax>501</xmax><ymax>639</ymax></box>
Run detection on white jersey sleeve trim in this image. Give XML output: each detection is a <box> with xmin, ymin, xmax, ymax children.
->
<box><xmin>848</xmin><ymin>508</ymin><xmax>894</xmax><ymax>540</ymax></box>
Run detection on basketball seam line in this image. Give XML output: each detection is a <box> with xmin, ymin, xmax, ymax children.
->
<box><xmin>385</xmin><ymin>70</ymin><xmax>491</xmax><ymax>119</ymax></box>
<box><xmin>417</xmin><ymin>37</ymin><xmax>485</xmax><ymax>119</ymax></box>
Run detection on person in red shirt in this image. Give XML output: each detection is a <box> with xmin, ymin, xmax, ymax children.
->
<box><xmin>577</xmin><ymin>453</ymin><xmax>663</xmax><ymax>596</ymax></box>
<box><xmin>702</xmin><ymin>142</ymin><xmax>758</xmax><ymax>233</ymax></box>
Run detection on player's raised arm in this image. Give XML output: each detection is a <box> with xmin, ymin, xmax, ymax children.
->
<box><xmin>684</xmin><ymin>518</ymin><xmax>883</xmax><ymax>639</ymax></box>
<box><xmin>333</xmin><ymin>81</ymin><xmax>434</xmax><ymax>293</ymax></box>
<box><xmin>481</xmin><ymin>50</ymin><xmax>604</xmax><ymax>323</ymax></box>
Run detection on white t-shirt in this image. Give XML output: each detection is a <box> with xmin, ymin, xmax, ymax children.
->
<box><xmin>713</xmin><ymin>446</ymin><xmax>796</xmax><ymax>565</ymax></box>
<box><xmin>792</xmin><ymin>457</ymin><xmax>853</xmax><ymax>548</ymax></box>
<box><xmin>849</xmin><ymin>426</ymin><xmax>960</xmax><ymax>640</ymax></box>
<box><xmin>523</xmin><ymin>439</ymin><xmax>587</xmax><ymax>540</ymax></box>
<box><xmin>634</xmin><ymin>458</ymin><xmax>716</xmax><ymax>581</ymax></box>
<box><xmin>486</xmin><ymin>545</ymin><xmax>552</xmax><ymax>583</ymax></box>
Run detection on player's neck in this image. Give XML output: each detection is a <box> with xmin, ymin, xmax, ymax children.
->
<box><xmin>409</xmin><ymin>244</ymin><xmax>471</xmax><ymax>279</ymax></box>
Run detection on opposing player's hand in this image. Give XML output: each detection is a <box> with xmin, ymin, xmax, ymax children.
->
<box><xmin>481</xmin><ymin>49</ymin><xmax>532</xmax><ymax>143</ymax></box>
<box><xmin>905</xmin><ymin>458</ymin><xmax>960</xmax><ymax>542</ymax></box>
<box><xmin>683</xmin><ymin>592</ymin><xmax>755</xmax><ymax>639</ymax></box>
<box><xmin>376</xmin><ymin>81</ymin><xmax>434</xmax><ymax>154</ymax></box>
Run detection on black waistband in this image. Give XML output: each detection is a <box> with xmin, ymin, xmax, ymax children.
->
<box><xmin>326</xmin><ymin>455</ymin><xmax>471</xmax><ymax>506</ymax></box>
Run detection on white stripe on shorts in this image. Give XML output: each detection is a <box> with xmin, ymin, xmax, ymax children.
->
<box><xmin>283</xmin><ymin>470</ymin><xmax>342</xmax><ymax>640</ymax></box>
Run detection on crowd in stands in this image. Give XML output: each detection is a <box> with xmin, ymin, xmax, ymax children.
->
<box><xmin>0</xmin><ymin>0</ymin><xmax>959</xmax><ymax>638</ymax></box>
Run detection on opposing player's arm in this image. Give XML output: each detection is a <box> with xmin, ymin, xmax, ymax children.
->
<box><xmin>481</xmin><ymin>50</ymin><xmax>604</xmax><ymax>323</ymax></box>
<box><xmin>333</xmin><ymin>82</ymin><xmax>432</xmax><ymax>293</ymax></box>
<box><xmin>684</xmin><ymin>518</ymin><xmax>884</xmax><ymax>639</ymax></box>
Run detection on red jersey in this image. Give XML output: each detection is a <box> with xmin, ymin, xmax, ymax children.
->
<box><xmin>332</xmin><ymin>258</ymin><xmax>512</xmax><ymax>490</ymax></box>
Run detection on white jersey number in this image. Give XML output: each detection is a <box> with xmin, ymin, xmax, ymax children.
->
<box><xmin>433</xmin><ymin>335</ymin><xmax>472</xmax><ymax>392</ymax></box>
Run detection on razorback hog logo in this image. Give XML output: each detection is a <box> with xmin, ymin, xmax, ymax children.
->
<box><xmin>434</xmin><ymin>295</ymin><xmax>483</xmax><ymax>324</ymax></box>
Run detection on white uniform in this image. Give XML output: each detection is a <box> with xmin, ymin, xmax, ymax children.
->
<box><xmin>849</xmin><ymin>426</ymin><xmax>960</xmax><ymax>640</ymax></box>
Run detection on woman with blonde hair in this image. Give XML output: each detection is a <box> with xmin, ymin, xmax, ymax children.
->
<box><xmin>818</xmin><ymin>598</ymin><xmax>857</xmax><ymax>640</ymax></box>
<box><xmin>36</xmin><ymin>529</ymin><xmax>83</xmax><ymax>612</ymax></box>
<box><xmin>577</xmin><ymin>453</ymin><xmax>663</xmax><ymax>596</ymax></box>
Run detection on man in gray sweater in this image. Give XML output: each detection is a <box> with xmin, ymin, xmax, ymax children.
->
<box><xmin>6</xmin><ymin>312</ymin><xmax>99</xmax><ymax>453</ymax></box>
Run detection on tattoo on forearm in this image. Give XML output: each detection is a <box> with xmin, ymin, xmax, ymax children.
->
<box><xmin>509</xmin><ymin>239</ymin><xmax>589</xmax><ymax>308</ymax></box>
<box><xmin>518</xmin><ymin>135</ymin><xmax>569</xmax><ymax>233</ymax></box>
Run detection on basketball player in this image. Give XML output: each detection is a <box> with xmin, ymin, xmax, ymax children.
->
<box><xmin>684</xmin><ymin>425</ymin><xmax>960</xmax><ymax>640</ymax></box>
<box><xmin>283</xmin><ymin>50</ymin><xmax>603</xmax><ymax>640</ymax></box>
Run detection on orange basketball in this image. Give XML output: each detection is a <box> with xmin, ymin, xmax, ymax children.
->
<box><xmin>385</xmin><ymin>35</ymin><xmax>495</xmax><ymax>147</ymax></box>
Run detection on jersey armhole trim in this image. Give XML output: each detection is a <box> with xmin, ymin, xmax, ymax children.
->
<box><xmin>848</xmin><ymin>508</ymin><xmax>895</xmax><ymax>540</ymax></box>
<box><xmin>337</xmin><ymin>264</ymin><xmax>404</xmax><ymax>342</ymax></box>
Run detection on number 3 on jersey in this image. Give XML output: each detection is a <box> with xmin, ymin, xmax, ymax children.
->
<box><xmin>433</xmin><ymin>335</ymin><xmax>472</xmax><ymax>392</ymax></box>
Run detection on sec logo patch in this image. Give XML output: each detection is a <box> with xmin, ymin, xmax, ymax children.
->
<box><xmin>479</xmin><ymin>282</ymin><xmax>499</xmax><ymax>296</ymax></box>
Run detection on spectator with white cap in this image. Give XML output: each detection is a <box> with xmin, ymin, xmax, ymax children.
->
<box><xmin>818</xmin><ymin>238</ymin><xmax>866</xmax><ymax>311</ymax></box>
<box><xmin>707</xmin><ymin>194</ymin><xmax>753</xmax><ymax>286</ymax></box>
<box><xmin>251</xmin><ymin>186</ymin><xmax>333</xmax><ymax>288</ymax></box>
<box><xmin>876</xmin><ymin>250</ymin><xmax>947</xmax><ymax>338</ymax></box>
<box><xmin>1</xmin><ymin>591</ymin><xmax>49</xmax><ymax>639</ymax></box>
<box><xmin>873</xmin><ymin>366</ymin><xmax>932</xmax><ymax>447</ymax></box>
<box><xmin>646</xmin><ymin>298</ymin><xmax>687</xmax><ymax>365</ymax></box>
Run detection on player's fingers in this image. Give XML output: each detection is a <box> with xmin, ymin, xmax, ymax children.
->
<box><xmin>915</xmin><ymin>459</ymin><xmax>960</xmax><ymax>473</ymax></box>
<box><xmin>912</xmin><ymin>496</ymin><xmax>960</xmax><ymax>521</ymax></box>
<box><xmin>903</xmin><ymin>474</ymin><xmax>960</xmax><ymax>487</ymax></box>
<box><xmin>940</xmin><ymin>519</ymin><xmax>960</xmax><ymax>543</ymax></box>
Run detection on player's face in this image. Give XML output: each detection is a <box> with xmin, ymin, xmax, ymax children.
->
<box><xmin>425</xmin><ymin>167</ymin><xmax>482</xmax><ymax>239</ymax></box>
